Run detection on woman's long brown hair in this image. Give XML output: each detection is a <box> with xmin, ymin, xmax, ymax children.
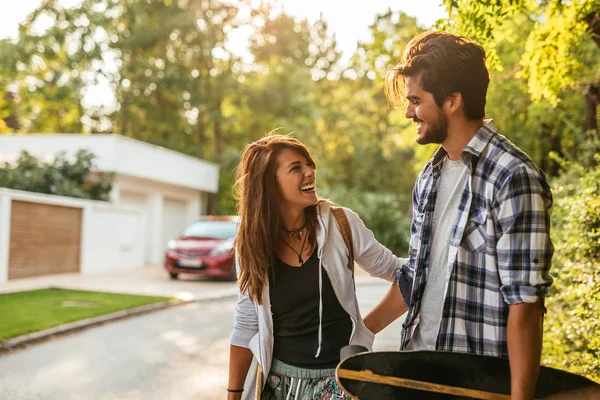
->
<box><xmin>233</xmin><ymin>133</ymin><xmax>319</xmax><ymax>304</ymax></box>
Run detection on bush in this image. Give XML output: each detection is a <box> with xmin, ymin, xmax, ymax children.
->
<box><xmin>543</xmin><ymin>155</ymin><xmax>600</xmax><ymax>382</ymax></box>
<box><xmin>0</xmin><ymin>150</ymin><xmax>113</xmax><ymax>201</ymax></box>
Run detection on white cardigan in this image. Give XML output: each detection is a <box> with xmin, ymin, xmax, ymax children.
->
<box><xmin>230</xmin><ymin>201</ymin><xmax>406</xmax><ymax>389</ymax></box>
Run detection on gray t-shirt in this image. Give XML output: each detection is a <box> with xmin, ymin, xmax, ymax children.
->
<box><xmin>407</xmin><ymin>157</ymin><xmax>470</xmax><ymax>350</ymax></box>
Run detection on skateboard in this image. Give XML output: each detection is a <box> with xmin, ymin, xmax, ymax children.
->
<box><xmin>335</xmin><ymin>350</ymin><xmax>600</xmax><ymax>399</ymax></box>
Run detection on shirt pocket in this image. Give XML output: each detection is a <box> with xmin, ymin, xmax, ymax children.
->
<box><xmin>461</xmin><ymin>207</ymin><xmax>488</xmax><ymax>253</ymax></box>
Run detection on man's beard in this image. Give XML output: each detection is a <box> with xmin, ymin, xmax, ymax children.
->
<box><xmin>416</xmin><ymin>109</ymin><xmax>448</xmax><ymax>145</ymax></box>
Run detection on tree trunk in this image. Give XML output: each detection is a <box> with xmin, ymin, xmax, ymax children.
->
<box><xmin>582</xmin><ymin>13</ymin><xmax>600</xmax><ymax>134</ymax></box>
<box><xmin>196</xmin><ymin>115</ymin><xmax>206</xmax><ymax>158</ymax></box>
<box><xmin>583</xmin><ymin>83</ymin><xmax>599</xmax><ymax>134</ymax></box>
<box><xmin>584</xmin><ymin>12</ymin><xmax>600</xmax><ymax>49</ymax></box>
<box><xmin>212</xmin><ymin>115</ymin><xmax>222</xmax><ymax>160</ymax></box>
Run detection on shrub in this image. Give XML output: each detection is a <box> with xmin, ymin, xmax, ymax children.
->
<box><xmin>0</xmin><ymin>150</ymin><xmax>113</xmax><ymax>201</ymax></box>
<box><xmin>543</xmin><ymin>155</ymin><xmax>600</xmax><ymax>382</ymax></box>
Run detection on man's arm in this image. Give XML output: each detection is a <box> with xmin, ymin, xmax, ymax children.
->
<box><xmin>507</xmin><ymin>301</ymin><xmax>543</xmax><ymax>400</ymax></box>
<box><xmin>364</xmin><ymin>282</ymin><xmax>408</xmax><ymax>334</ymax></box>
<box><xmin>494</xmin><ymin>169</ymin><xmax>553</xmax><ymax>400</ymax></box>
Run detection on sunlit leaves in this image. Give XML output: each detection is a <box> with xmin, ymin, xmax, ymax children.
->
<box><xmin>439</xmin><ymin>0</ymin><xmax>600</xmax><ymax>104</ymax></box>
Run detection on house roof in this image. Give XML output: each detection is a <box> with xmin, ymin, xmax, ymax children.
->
<box><xmin>0</xmin><ymin>134</ymin><xmax>219</xmax><ymax>193</ymax></box>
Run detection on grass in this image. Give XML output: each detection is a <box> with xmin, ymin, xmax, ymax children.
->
<box><xmin>0</xmin><ymin>288</ymin><xmax>172</xmax><ymax>341</ymax></box>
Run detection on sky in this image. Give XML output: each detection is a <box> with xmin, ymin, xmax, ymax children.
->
<box><xmin>0</xmin><ymin>0</ymin><xmax>447</xmax><ymax>54</ymax></box>
<box><xmin>0</xmin><ymin>0</ymin><xmax>447</xmax><ymax>108</ymax></box>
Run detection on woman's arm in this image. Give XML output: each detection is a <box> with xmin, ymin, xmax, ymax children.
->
<box><xmin>343</xmin><ymin>208</ymin><xmax>408</xmax><ymax>282</ymax></box>
<box><xmin>364</xmin><ymin>282</ymin><xmax>408</xmax><ymax>334</ymax></box>
<box><xmin>227</xmin><ymin>345</ymin><xmax>254</xmax><ymax>400</ymax></box>
<box><xmin>228</xmin><ymin>267</ymin><xmax>259</xmax><ymax>399</ymax></box>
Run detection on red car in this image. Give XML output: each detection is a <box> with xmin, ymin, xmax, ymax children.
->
<box><xmin>164</xmin><ymin>216</ymin><xmax>238</xmax><ymax>280</ymax></box>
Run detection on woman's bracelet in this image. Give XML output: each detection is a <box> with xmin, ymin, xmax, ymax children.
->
<box><xmin>227</xmin><ymin>388</ymin><xmax>244</xmax><ymax>393</ymax></box>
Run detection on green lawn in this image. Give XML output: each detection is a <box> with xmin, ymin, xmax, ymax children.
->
<box><xmin>0</xmin><ymin>288</ymin><xmax>172</xmax><ymax>341</ymax></box>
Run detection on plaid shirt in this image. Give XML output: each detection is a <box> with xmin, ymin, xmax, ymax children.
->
<box><xmin>397</xmin><ymin>121</ymin><xmax>554</xmax><ymax>358</ymax></box>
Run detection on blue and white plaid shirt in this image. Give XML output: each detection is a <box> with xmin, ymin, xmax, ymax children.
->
<box><xmin>397</xmin><ymin>121</ymin><xmax>554</xmax><ymax>358</ymax></box>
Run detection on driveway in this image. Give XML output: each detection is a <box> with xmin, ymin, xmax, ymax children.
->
<box><xmin>0</xmin><ymin>264</ymin><xmax>238</xmax><ymax>301</ymax></box>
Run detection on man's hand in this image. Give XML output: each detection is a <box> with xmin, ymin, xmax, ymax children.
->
<box><xmin>507</xmin><ymin>301</ymin><xmax>544</xmax><ymax>400</ymax></box>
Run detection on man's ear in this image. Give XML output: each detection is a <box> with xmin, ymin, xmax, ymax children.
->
<box><xmin>444</xmin><ymin>92</ymin><xmax>463</xmax><ymax>115</ymax></box>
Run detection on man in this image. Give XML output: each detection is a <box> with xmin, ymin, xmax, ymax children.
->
<box><xmin>363</xmin><ymin>31</ymin><xmax>553</xmax><ymax>400</ymax></box>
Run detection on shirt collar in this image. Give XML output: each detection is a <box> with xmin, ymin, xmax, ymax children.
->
<box><xmin>431</xmin><ymin>119</ymin><xmax>496</xmax><ymax>172</ymax></box>
<box><xmin>463</xmin><ymin>119</ymin><xmax>496</xmax><ymax>160</ymax></box>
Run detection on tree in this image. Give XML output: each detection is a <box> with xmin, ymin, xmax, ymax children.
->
<box><xmin>439</xmin><ymin>0</ymin><xmax>600</xmax><ymax>134</ymax></box>
<box><xmin>311</xmin><ymin>10</ymin><xmax>424</xmax><ymax>203</ymax></box>
<box><xmin>1</xmin><ymin>0</ymin><xmax>108</xmax><ymax>133</ymax></box>
<box><xmin>95</xmin><ymin>0</ymin><xmax>242</xmax><ymax>161</ymax></box>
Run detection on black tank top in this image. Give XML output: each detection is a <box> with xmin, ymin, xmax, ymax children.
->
<box><xmin>269</xmin><ymin>250</ymin><xmax>353</xmax><ymax>368</ymax></box>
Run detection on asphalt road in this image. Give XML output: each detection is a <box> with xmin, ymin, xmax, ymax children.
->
<box><xmin>0</xmin><ymin>280</ymin><xmax>403</xmax><ymax>400</ymax></box>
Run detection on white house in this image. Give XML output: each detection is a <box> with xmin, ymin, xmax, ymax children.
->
<box><xmin>0</xmin><ymin>134</ymin><xmax>219</xmax><ymax>282</ymax></box>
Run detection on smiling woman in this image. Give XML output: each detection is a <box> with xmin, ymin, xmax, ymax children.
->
<box><xmin>227</xmin><ymin>133</ymin><xmax>408</xmax><ymax>400</ymax></box>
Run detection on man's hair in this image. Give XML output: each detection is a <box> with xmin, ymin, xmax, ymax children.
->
<box><xmin>385</xmin><ymin>31</ymin><xmax>490</xmax><ymax>121</ymax></box>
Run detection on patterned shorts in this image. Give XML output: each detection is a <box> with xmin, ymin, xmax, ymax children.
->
<box><xmin>261</xmin><ymin>359</ymin><xmax>349</xmax><ymax>400</ymax></box>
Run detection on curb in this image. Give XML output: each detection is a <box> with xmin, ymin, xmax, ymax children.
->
<box><xmin>0</xmin><ymin>289</ymin><xmax>239</xmax><ymax>353</ymax></box>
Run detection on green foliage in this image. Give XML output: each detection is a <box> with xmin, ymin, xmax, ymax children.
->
<box><xmin>439</xmin><ymin>0</ymin><xmax>600</xmax><ymax>105</ymax></box>
<box><xmin>319</xmin><ymin>185</ymin><xmax>411</xmax><ymax>256</ymax></box>
<box><xmin>543</xmin><ymin>149</ymin><xmax>600</xmax><ymax>381</ymax></box>
<box><xmin>1</xmin><ymin>0</ymin><xmax>108</xmax><ymax>133</ymax></box>
<box><xmin>0</xmin><ymin>149</ymin><xmax>113</xmax><ymax>201</ymax></box>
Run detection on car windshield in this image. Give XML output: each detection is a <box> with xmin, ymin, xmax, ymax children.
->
<box><xmin>181</xmin><ymin>220</ymin><xmax>237</xmax><ymax>239</ymax></box>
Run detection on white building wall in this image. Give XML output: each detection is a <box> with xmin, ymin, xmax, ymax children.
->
<box><xmin>0</xmin><ymin>134</ymin><xmax>217</xmax><ymax>269</ymax></box>
<box><xmin>0</xmin><ymin>193</ymin><xmax>12</xmax><ymax>283</ymax></box>
<box><xmin>81</xmin><ymin>204</ymin><xmax>145</xmax><ymax>274</ymax></box>
<box><xmin>0</xmin><ymin>188</ymin><xmax>145</xmax><ymax>284</ymax></box>
<box><xmin>115</xmin><ymin>175</ymin><xmax>201</xmax><ymax>264</ymax></box>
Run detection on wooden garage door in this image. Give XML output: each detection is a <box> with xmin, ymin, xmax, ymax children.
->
<box><xmin>8</xmin><ymin>200</ymin><xmax>82</xmax><ymax>280</ymax></box>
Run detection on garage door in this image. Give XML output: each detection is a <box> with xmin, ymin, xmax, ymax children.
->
<box><xmin>162</xmin><ymin>198</ymin><xmax>189</xmax><ymax>254</ymax></box>
<box><xmin>8</xmin><ymin>200</ymin><xmax>82</xmax><ymax>279</ymax></box>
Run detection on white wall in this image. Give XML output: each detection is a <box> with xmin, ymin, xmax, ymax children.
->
<box><xmin>116</xmin><ymin>175</ymin><xmax>201</xmax><ymax>264</ymax></box>
<box><xmin>162</xmin><ymin>198</ymin><xmax>189</xmax><ymax>254</ymax></box>
<box><xmin>81</xmin><ymin>204</ymin><xmax>145</xmax><ymax>274</ymax></box>
<box><xmin>0</xmin><ymin>134</ymin><xmax>211</xmax><ymax>266</ymax></box>
<box><xmin>0</xmin><ymin>193</ymin><xmax>12</xmax><ymax>283</ymax></box>
<box><xmin>0</xmin><ymin>188</ymin><xmax>145</xmax><ymax>284</ymax></box>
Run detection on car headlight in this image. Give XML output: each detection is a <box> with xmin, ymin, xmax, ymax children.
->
<box><xmin>167</xmin><ymin>240</ymin><xmax>177</xmax><ymax>250</ymax></box>
<box><xmin>211</xmin><ymin>240</ymin><xmax>234</xmax><ymax>256</ymax></box>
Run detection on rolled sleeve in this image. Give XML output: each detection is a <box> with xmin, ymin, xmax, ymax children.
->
<box><xmin>496</xmin><ymin>168</ymin><xmax>554</xmax><ymax>305</ymax></box>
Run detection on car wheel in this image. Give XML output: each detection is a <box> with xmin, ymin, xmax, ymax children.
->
<box><xmin>169</xmin><ymin>272</ymin><xmax>179</xmax><ymax>280</ymax></box>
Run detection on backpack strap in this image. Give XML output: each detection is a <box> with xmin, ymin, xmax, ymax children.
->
<box><xmin>331</xmin><ymin>207</ymin><xmax>355</xmax><ymax>276</ymax></box>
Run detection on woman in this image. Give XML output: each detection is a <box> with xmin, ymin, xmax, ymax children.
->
<box><xmin>227</xmin><ymin>133</ymin><xmax>407</xmax><ymax>400</ymax></box>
